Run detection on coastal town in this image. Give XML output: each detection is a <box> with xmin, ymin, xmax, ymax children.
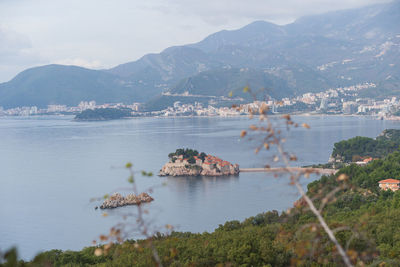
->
<box><xmin>1</xmin><ymin>82</ymin><xmax>400</xmax><ymax>119</ymax></box>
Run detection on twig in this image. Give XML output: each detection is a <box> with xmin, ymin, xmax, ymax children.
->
<box><xmin>275</xmin><ymin>133</ymin><xmax>353</xmax><ymax>267</ymax></box>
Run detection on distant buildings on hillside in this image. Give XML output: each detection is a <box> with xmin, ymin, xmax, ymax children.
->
<box><xmin>0</xmin><ymin>101</ymin><xmax>142</xmax><ymax>116</ymax></box>
<box><xmin>1</xmin><ymin>82</ymin><xmax>400</xmax><ymax>118</ymax></box>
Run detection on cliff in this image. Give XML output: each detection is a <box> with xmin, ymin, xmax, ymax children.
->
<box><xmin>159</xmin><ymin>153</ymin><xmax>239</xmax><ymax>176</ymax></box>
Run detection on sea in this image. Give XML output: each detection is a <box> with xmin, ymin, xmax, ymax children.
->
<box><xmin>0</xmin><ymin>115</ymin><xmax>398</xmax><ymax>260</ymax></box>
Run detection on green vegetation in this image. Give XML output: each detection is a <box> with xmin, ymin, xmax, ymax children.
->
<box><xmin>187</xmin><ymin>157</ymin><xmax>196</xmax><ymax>164</ymax></box>
<box><xmin>332</xmin><ymin>129</ymin><xmax>400</xmax><ymax>162</ymax></box>
<box><xmin>168</xmin><ymin>148</ymin><xmax>206</xmax><ymax>167</ymax></box>
<box><xmin>168</xmin><ymin>148</ymin><xmax>206</xmax><ymax>162</ymax></box>
<box><xmin>199</xmin><ymin>152</ymin><xmax>207</xmax><ymax>161</ymax></box>
<box><xmin>2</xmin><ymin>150</ymin><xmax>399</xmax><ymax>266</ymax></box>
<box><xmin>169</xmin><ymin>68</ymin><xmax>291</xmax><ymax>100</ymax></box>
<box><xmin>74</xmin><ymin>108</ymin><xmax>133</xmax><ymax>121</ymax></box>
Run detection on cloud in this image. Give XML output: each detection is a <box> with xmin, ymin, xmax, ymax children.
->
<box><xmin>0</xmin><ymin>25</ymin><xmax>46</xmax><ymax>82</ymax></box>
<box><xmin>150</xmin><ymin>0</ymin><xmax>393</xmax><ymax>25</ymax></box>
<box><xmin>0</xmin><ymin>25</ymin><xmax>31</xmax><ymax>60</ymax></box>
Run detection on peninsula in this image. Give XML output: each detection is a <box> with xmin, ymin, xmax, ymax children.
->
<box><xmin>159</xmin><ymin>148</ymin><xmax>239</xmax><ymax>176</ymax></box>
<box><xmin>74</xmin><ymin>107</ymin><xmax>133</xmax><ymax>121</ymax></box>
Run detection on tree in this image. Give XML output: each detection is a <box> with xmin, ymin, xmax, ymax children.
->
<box><xmin>199</xmin><ymin>152</ymin><xmax>207</xmax><ymax>161</ymax></box>
<box><xmin>187</xmin><ymin>156</ymin><xmax>196</xmax><ymax>164</ymax></box>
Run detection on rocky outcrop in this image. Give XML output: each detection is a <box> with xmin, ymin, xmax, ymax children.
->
<box><xmin>159</xmin><ymin>154</ymin><xmax>239</xmax><ymax>177</ymax></box>
<box><xmin>159</xmin><ymin>164</ymin><xmax>202</xmax><ymax>176</ymax></box>
<box><xmin>100</xmin><ymin>192</ymin><xmax>153</xmax><ymax>209</ymax></box>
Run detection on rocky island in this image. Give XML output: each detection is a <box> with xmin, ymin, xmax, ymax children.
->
<box><xmin>159</xmin><ymin>148</ymin><xmax>239</xmax><ymax>176</ymax></box>
<box><xmin>100</xmin><ymin>192</ymin><xmax>153</xmax><ymax>209</ymax></box>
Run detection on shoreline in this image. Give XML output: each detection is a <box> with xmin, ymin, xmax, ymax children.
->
<box><xmin>0</xmin><ymin>113</ymin><xmax>386</xmax><ymax>120</ymax></box>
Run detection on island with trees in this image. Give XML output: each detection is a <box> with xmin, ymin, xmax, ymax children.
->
<box><xmin>74</xmin><ymin>108</ymin><xmax>133</xmax><ymax>121</ymax></box>
<box><xmin>159</xmin><ymin>148</ymin><xmax>239</xmax><ymax>176</ymax></box>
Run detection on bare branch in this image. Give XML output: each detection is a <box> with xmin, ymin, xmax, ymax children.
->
<box><xmin>318</xmin><ymin>186</ymin><xmax>345</xmax><ymax>213</ymax></box>
<box><xmin>245</xmin><ymin>111</ymin><xmax>355</xmax><ymax>267</ymax></box>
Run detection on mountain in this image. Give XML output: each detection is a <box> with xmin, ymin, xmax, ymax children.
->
<box><xmin>284</xmin><ymin>1</ymin><xmax>400</xmax><ymax>85</ymax></box>
<box><xmin>110</xmin><ymin>0</ymin><xmax>400</xmax><ymax>108</ymax></box>
<box><xmin>144</xmin><ymin>67</ymin><xmax>290</xmax><ymax>111</ymax></box>
<box><xmin>295</xmin><ymin>1</ymin><xmax>400</xmax><ymax>41</ymax></box>
<box><xmin>191</xmin><ymin>21</ymin><xmax>288</xmax><ymax>53</ymax></box>
<box><xmin>0</xmin><ymin>65</ymin><xmax>144</xmax><ymax>108</ymax></box>
<box><xmin>169</xmin><ymin>67</ymin><xmax>290</xmax><ymax>99</ymax></box>
<box><xmin>107</xmin><ymin>46</ymin><xmax>221</xmax><ymax>98</ymax></box>
<box><xmin>1</xmin><ymin>1</ymin><xmax>399</xmax><ymax>108</ymax></box>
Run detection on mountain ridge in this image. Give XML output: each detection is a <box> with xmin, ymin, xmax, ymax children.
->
<box><xmin>0</xmin><ymin>65</ymin><xmax>142</xmax><ymax>108</ymax></box>
<box><xmin>0</xmin><ymin>1</ymin><xmax>399</xmax><ymax>108</ymax></box>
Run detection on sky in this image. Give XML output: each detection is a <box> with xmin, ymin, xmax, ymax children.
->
<box><xmin>0</xmin><ymin>0</ymin><xmax>392</xmax><ymax>82</ymax></box>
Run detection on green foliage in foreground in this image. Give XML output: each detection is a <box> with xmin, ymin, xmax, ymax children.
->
<box><xmin>332</xmin><ymin>129</ymin><xmax>400</xmax><ymax>162</ymax></box>
<box><xmin>5</xmin><ymin>152</ymin><xmax>400</xmax><ymax>266</ymax></box>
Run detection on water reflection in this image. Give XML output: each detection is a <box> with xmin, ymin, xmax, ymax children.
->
<box><xmin>166</xmin><ymin>175</ymin><xmax>239</xmax><ymax>201</ymax></box>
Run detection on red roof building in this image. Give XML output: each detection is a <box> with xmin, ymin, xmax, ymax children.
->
<box><xmin>363</xmin><ymin>157</ymin><xmax>373</xmax><ymax>163</ymax></box>
<box><xmin>379</xmin><ymin>179</ymin><xmax>400</xmax><ymax>191</ymax></box>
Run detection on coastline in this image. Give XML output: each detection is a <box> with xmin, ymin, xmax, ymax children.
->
<box><xmin>0</xmin><ymin>113</ymin><xmax>388</xmax><ymax>125</ymax></box>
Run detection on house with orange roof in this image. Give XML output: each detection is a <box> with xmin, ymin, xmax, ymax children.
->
<box><xmin>379</xmin><ymin>179</ymin><xmax>400</xmax><ymax>191</ymax></box>
<box><xmin>194</xmin><ymin>156</ymin><xmax>202</xmax><ymax>165</ymax></box>
<box><xmin>363</xmin><ymin>157</ymin><xmax>373</xmax><ymax>163</ymax></box>
<box><xmin>202</xmin><ymin>161</ymin><xmax>212</xmax><ymax>170</ymax></box>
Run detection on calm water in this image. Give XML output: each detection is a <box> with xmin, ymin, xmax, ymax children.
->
<box><xmin>0</xmin><ymin>115</ymin><xmax>398</xmax><ymax>259</ymax></box>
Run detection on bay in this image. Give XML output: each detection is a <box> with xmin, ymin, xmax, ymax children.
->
<box><xmin>0</xmin><ymin>115</ymin><xmax>398</xmax><ymax>260</ymax></box>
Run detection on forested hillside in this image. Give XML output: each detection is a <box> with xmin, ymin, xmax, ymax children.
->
<box><xmin>332</xmin><ymin>129</ymin><xmax>400</xmax><ymax>162</ymax></box>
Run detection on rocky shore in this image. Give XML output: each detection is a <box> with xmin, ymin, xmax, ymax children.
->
<box><xmin>159</xmin><ymin>151</ymin><xmax>239</xmax><ymax>177</ymax></box>
<box><xmin>100</xmin><ymin>192</ymin><xmax>154</xmax><ymax>209</ymax></box>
